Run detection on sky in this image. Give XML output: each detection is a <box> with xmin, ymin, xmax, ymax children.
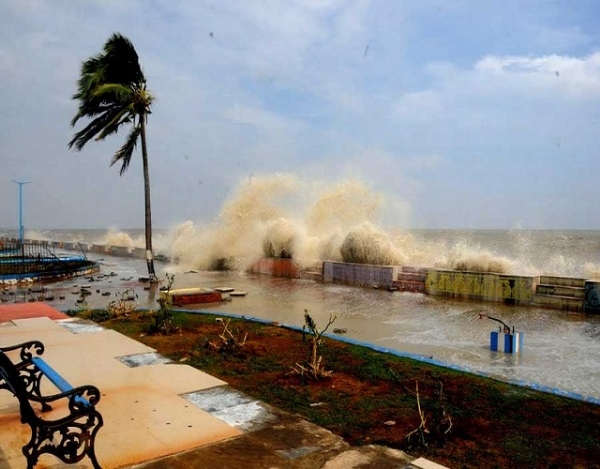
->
<box><xmin>1</xmin><ymin>0</ymin><xmax>600</xmax><ymax>230</ymax></box>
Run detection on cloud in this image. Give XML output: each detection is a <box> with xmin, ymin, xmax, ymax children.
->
<box><xmin>393</xmin><ymin>51</ymin><xmax>600</xmax><ymax>126</ymax></box>
<box><xmin>1</xmin><ymin>1</ymin><xmax>600</xmax><ymax>230</ymax></box>
<box><xmin>473</xmin><ymin>52</ymin><xmax>600</xmax><ymax>97</ymax></box>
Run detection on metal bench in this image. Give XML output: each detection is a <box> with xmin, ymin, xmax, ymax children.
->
<box><xmin>0</xmin><ymin>341</ymin><xmax>103</xmax><ymax>469</ymax></box>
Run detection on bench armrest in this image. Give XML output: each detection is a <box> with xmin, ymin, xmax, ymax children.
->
<box><xmin>28</xmin><ymin>384</ymin><xmax>101</xmax><ymax>412</ymax></box>
<box><xmin>0</xmin><ymin>341</ymin><xmax>45</xmax><ymax>367</ymax></box>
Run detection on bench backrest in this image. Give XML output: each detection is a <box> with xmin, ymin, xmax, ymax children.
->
<box><xmin>0</xmin><ymin>350</ymin><xmax>37</xmax><ymax>422</ymax></box>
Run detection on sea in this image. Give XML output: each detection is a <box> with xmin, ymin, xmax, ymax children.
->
<box><xmin>2</xmin><ymin>225</ymin><xmax>600</xmax><ymax>403</ymax></box>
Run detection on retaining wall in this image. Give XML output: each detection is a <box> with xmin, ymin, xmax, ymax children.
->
<box><xmin>249</xmin><ymin>258</ymin><xmax>300</xmax><ymax>278</ymax></box>
<box><xmin>323</xmin><ymin>261</ymin><xmax>398</xmax><ymax>288</ymax></box>
<box><xmin>425</xmin><ymin>269</ymin><xmax>537</xmax><ymax>305</ymax></box>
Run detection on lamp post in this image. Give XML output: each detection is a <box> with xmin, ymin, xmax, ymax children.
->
<box><xmin>11</xmin><ymin>180</ymin><xmax>31</xmax><ymax>244</ymax></box>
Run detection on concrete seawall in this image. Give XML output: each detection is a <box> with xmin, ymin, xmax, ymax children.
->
<box><xmin>5</xmin><ymin>237</ymin><xmax>598</xmax><ymax>313</ymax></box>
<box><xmin>321</xmin><ymin>260</ymin><xmax>597</xmax><ymax>313</ymax></box>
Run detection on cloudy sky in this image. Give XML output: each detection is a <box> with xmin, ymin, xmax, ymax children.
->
<box><xmin>1</xmin><ymin>0</ymin><xmax>600</xmax><ymax>230</ymax></box>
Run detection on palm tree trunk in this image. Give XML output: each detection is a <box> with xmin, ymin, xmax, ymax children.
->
<box><xmin>140</xmin><ymin>114</ymin><xmax>157</xmax><ymax>282</ymax></box>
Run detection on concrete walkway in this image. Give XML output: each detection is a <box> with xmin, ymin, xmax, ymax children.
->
<box><xmin>0</xmin><ymin>304</ymin><xmax>448</xmax><ymax>469</ymax></box>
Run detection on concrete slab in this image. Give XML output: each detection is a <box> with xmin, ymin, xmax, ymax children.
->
<box><xmin>0</xmin><ymin>307</ymin><xmax>241</xmax><ymax>469</ymax></box>
<box><xmin>183</xmin><ymin>386</ymin><xmax>278</xmax><ymax>431</ymax></box>
<box><xmin>129</xmin><ymin>363</ymin><xmax>226</xmax><ymax>394</ymax></box>
<box><xmin>58</xmin><ymin>318</ymin><xmax>106</xmax><ymax>333</ymax></box>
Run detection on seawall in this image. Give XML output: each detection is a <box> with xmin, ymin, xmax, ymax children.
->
<box><xmin>5</xmin><ymin>237</ymin><xmax>598</xmax><ymax>314</ymax></box>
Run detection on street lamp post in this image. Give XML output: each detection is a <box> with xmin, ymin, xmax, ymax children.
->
<box><xmin>11</xmin><ymin>180</ymin><xmax>31</xmax><ymax>244</ymax></box>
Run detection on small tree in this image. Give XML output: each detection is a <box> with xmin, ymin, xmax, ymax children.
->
<box><xmin>206</xmin><ymin>318</ymin><xmax>248</xmax><ymax>355</ymax></box>
<box><xmin>404</xmin><ymin>380</ymin><xmax>452</xmax><ymax>450</ymax></box>
<box><xmin>150</xmin><ymin>274</ymin><xmax>174</xmax><ymax>334</ymax></box>
<box><xmin>293</xmin><ymin>310</ymin><xmax>336</xmax><ymax>380</ymax></box>
<box><xmin>107</xmin><ymin>289</ymin><xmax>138</xmax><ymax>317</ymax></box>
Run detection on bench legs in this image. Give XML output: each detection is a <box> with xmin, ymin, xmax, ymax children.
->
<box><xmin>23</xmin><ymin>411</ymin><xmax>104</xmax><ymax>469</ymax></box>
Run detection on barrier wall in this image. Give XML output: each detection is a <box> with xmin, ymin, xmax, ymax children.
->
<box><xmin>249</xmin><ymin>258</ymin><xmax>300</xmax><ymax>278</ymax></box>
<box><xmin>323</xmin><ymin>261</ymin><xmax>398</xmax><ymax>288</ymax></box>
<box><xmin>392</xmin><ymin>266</ymin><xmax>428</xmax><ymax>293</ymax></box>
<box><xmin>426</xmin><ymin>270</ymin><xmax>537</xmax><ymax>305</ymax></box>
<box><xmin>108</xmin><ymin>246</ymin><xmax>133</xmax><ymax>257</ymax></box>
<box><xmin>132</xmin><ymin>247</ymin><xmax>147</xmax><ymax>259</ymax></box>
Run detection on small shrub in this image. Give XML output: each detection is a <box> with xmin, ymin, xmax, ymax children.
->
<box><xmin>404</xmin><ymin>380</ymin><xmax>452</xmax><ymax>451</ymax></box>
<box><xmin>90</xmin><ymin>309</ymin><xmax>111</xmax><ymax>322</ymax></box>
<box><xmin>148</xmin><ymin>274</ymin><xmax>175</xmax><ymax>334</ymax></box>
<box><xmin>76</xmin><ymin>297</ymin><xmax>92</xmax><ymax>316</ymax></box>
<box><xmin>107</xmin><ymin>289</ymin><xmax>138</xmax><ymax>317</ymax></box>
<box><xmin>205</xmin><ymin>318</ymin><xmax>248</xmax><ymax>356</ymax></box>
<box><xmin>292</xmin><ymin>310</ymin><xmax>336</xmax><ymax>381</ymax></box>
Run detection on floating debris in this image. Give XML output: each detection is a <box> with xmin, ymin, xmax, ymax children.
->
<box><xmin>333</xmin><ymin>328</ymin><xmax>347</xmax><ymax>334</ymax></box>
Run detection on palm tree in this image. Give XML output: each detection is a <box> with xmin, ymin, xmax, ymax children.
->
<box><xmin>69</xmin><ymin>33</ymin><xmax>157</xmax><ymax>282</ymax></box>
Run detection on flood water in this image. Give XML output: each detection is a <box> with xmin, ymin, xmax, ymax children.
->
<box><xmin>11</xmin><ymin>250</ymin><xmax>600</xmax><ymax>403</ymax></box>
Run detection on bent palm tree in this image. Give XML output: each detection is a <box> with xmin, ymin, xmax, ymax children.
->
<box><xmin>69</xmin><ymin>33</ymin><xmax>157</xmax><ymax>282</ymax></box>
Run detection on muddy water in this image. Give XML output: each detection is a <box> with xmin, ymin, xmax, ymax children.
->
<box><xmin>18</xmin><ymin>253</ymin><xmax>600</xmax><ymax>402</ymax></box>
